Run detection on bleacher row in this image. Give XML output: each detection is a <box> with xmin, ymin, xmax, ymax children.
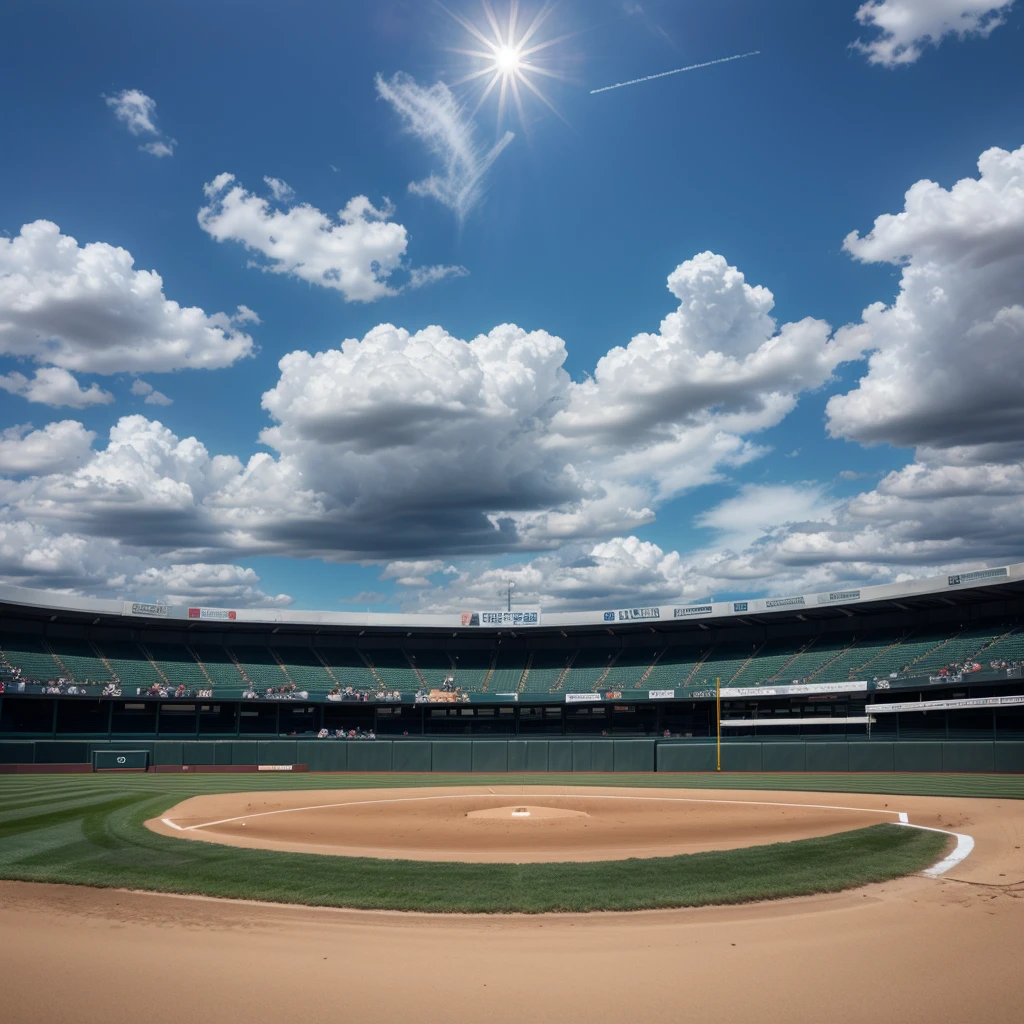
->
<box><xmin>2</xmin><ymin>624</ymin><xmax>1023</xmax><ymax>697</ymax></box>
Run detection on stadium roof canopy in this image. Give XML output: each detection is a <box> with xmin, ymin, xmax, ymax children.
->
<box><xmin>1</xmin><ymin>562</ymin><xmax>1023</xmax><ymax>641</ymax></box>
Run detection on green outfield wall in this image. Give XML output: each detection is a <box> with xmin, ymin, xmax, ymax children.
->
<box><xmin>2</xmin><ymin>738</ymin><xmax>1024</xmax><ymax>773</ymax></box>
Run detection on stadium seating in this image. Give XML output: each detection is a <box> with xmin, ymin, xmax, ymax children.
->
<box><xmin>363</xmin><ymin>650</ymin><xmax>419</xmax><ymax>690</ymax></box>
<box><xmin>906</xmin><ymin>627</ymin><xmax>1004</xmax><ymax>676</ymax></box>
<box><xmin>689</xmin><ymin>643</ymin><xmax>760</xmax><ymax>689</ymax></box>
<box><xmin>406</xmin><ymin>651</ymin><xmax>454</xmax><ymax>688</ymax></box>
<box><xmin>729</xmin><ymin>641</ymin><xmax>801</xmax><ymax>687</ymax></box>
<box><xmin>94</xmin><ymin>641</ymin><xmax>164</xmax><ymax>687</ymax></box>
<box><xmin>190</xmin><ymin>644</ymin><xmax>246</xmax><ymax>687</ymax></box>
<box><xmin>318</xmin><ymin>648</ymin><xmax>379</xmax><ymax>690</ymax></box>
<box><xmin>6</xmin><ymin>623</ymin><xmax>1022</xmax><ymax>698</ymax></box>
<box><xmin>766</xmin><ymin>637</ymin><xmax>856</xmax><ymax>684</ymax></box>
<box><xmin>487</xmin><ymin>652</ymin><xmax>527</xmax><ymax>692</ymax></box>
<box><xmin>0</xmin><ymin>634</ymin><xmax>61</xmax><ymax>681</ymax></box>
<box><xmin>973</xmin><ymin>627</ymin><xmax>1024</xmax><ymax>664</ymax></box>
<box><xmin>46</xmin><ymin>639</ymin><xmax>114</xmax><ymax>683</ymax></box>
<box><xmin>145</xmin><ymin>643</ymin><xmax>211</xmax><ymax>689</ymax></box>
<box><xmin>232</xmin><ymin>647</ymin><xmax>292</xmax><ymax>689</ymax></box>
<box><xmin>450</xmin><ymin>651</ymin><xmax>493</xmax><ymax>691</ymax></box>
<box><xmin>602</xmin><ymin>648</ymin><xmax>661</xmax><ymax>690</ymax></box>
<box><xmin>522</xmin><ymin>651</ymin><xmax>573</xmax><ymax>692</ymax></box>
<box><xmin>278</xmin><ymin>648</ymin><xmax>337</xmax><ymax>691</ymax></box>
<box><xmin>642</xmin><ymin>649</ymin><xmax>704</xmax><ymax>690</ymax></box>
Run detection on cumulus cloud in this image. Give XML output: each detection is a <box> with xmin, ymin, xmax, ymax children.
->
<box><xmin>0</xmin><ymin>220</ymin><xmax>255</xmax><ymax>374</ymax></box>
<box><xmin>381</xmin><ymin>559</ymin><xmax>449</xmax><ymax>587</ymax></box>
<box><xmin>103</xmin><ymin>88</ymin><xmax>177</xmax><ymax>156</ymax></box>
<box><xmin>853</xmin><ymin>0</ymin><xmax>1015</xmax><ymax>66</ymax></box>
<box><xmin>0</xmin><ymin>367</ymin><xmax>113</xmax><ymax>408</ymax></box>
<box><xmin>198</xmin><ymin>174</ymin><xmax>465</xmax><ymax>302</ymax></box>
<box><xmin>0</xmin><ymin>514</ymin><xmax>291</xmax><ymax>606</ymax></box>
<box><xmin>0</xmin><ymin>251</ymin><xmax>859</xmax><ymax>572</ymax></box>
<box><xmin>828</xmin><ymin>144</ymin><xmax>1024</xmax><ymax>458</ymax></box>
<box><xmin>0</xmin><ymin>422</ymin><xmax>96</xmax><ymax>476</ymax></box>
<box><xmin>375</xmin><ymin>72</ymin><xmax>514</xmax><ymax>222</ymax></box>
<box><xmin>706</xmin><ymin>142</ymin><xmax>1024</xmax><ymax>584</ymax></box>
<box><xmin>130</xmin><ymin>379</ymin><xmax>172</xmax><ymax>406</ymax></box>
<box><xmin>130</xmin><ymin>563</ymin><xmax>292</xmax><ymax>607</ymax></box>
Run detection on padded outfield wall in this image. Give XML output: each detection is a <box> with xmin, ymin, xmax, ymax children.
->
<box><xmin>2</xmin><ymin>738</ymin><xmax>1024</xmax><ymax>773</ymax></box>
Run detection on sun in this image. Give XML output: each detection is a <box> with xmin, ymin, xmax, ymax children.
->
<box><xmin>442</xmin><ymin>1</ymin><xmax>567</xmax><ymax>129</ymax></box>
<box><xmin>494</xmin><ymin>44</ymin><xmax>522</xmax><ymax>73</ymax></box>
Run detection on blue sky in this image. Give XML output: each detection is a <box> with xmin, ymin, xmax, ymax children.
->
<box><xmin>2</xmin><ymin>0</ymin><xmax>1023</xmax><ymax>612</ymax></box>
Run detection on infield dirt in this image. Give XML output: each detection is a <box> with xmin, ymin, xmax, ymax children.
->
<box><xmin>147</xmin><ymin>785</ymin><xmax>896</xmax><ymax>862</ymax></box>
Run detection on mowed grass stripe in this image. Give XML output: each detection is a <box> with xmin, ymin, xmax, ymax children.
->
<box><xmin>0</xmin><ymin>772</ymin><xmax>973</xmax><ymax>912</ymax></box>
<box><xmin>2</xmin><ymin>771</ymin><xmax>1022</xmax><ymax>799</ymax></box>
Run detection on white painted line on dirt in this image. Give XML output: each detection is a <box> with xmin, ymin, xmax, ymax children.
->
<box><xmin>895</xmin><ymin>821</ymin><xmax>975</xmax><ymax>876</ymax></box>
<box><xmin>164</xmin><ymin>792</ymin><xmax>906</xmax><ymax>833</ymax></box>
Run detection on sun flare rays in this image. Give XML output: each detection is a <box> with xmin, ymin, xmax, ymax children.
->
<box><xmin>442</xmin><ymin>1</ymin><xmax>568</xmax><ymax>129</ymax></box>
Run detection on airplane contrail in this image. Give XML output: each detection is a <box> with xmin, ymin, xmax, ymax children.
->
<box><xmin>590</xmin><ymin>51</ymin><xmax>761</xmax><ymax>95</ymax></box>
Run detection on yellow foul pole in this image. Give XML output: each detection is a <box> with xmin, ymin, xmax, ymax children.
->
<box><xmin>716</xmin><ymin>676</ymin><xmax>721</xmax><ymax>772</ymax></box>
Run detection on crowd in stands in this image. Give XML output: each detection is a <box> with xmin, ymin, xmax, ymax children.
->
<box><xmin>414</xmin><ymin>682</ymin><xmax>470</xmax><ymax>703</ymax></box>
<box><xmin>316</xmin><ymin>727</ymin><xmax>377</xmax><ymax>740</ymax></box>
<box><xmin>145</xmin><ymin>682</ymin><xmax>193</xmax><ymax>698</ymax></box>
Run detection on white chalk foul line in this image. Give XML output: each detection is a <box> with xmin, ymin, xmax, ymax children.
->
<box><xmin>895</xmin><ymin>821</ymin><xmax>975</xmax><ymax>877</ymax></box>
<box><xmin>164</xmin><ymin>792</ymin><xmax>906</xmax><ymax>833</ymax></box>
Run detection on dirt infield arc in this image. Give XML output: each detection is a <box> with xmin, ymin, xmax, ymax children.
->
<box><xmin>151</xmin><ymin>786</ymin><xmax>912</xmax><ymax>862</ymax></box>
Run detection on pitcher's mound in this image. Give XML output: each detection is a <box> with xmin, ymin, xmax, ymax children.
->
<box><xmin>466</xmin><ymin>804</ymin><xmax>588</xmax><ymax>821</ymax></box>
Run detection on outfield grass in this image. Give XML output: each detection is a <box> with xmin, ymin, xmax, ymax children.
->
<box><xmin>0</xmin><ymin>772</ymin><xmax>967</xmax><ymax>912</ymax></box>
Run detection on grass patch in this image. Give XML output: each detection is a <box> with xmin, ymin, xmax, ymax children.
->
<box><xmin>0</xmin><ymin>775</ymin><xmax>950</xmax><ymax>912</ymax></box>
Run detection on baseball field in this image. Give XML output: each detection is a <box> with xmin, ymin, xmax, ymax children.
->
<box><xmin>2</xmin><ymin>771</ymin><xmax>1022</xmax><ymax>1023</ymax></box>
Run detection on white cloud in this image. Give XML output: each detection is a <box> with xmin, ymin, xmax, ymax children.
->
<box><xmin>828</xmin><ymin>144</ymin><xmax>1024</xmax><ymax>458</ymax></box>
<box><xmin>0</xmin><ymin>367</ymin><xmax>113</xmax><ymax>408</ymax></box>
<box><xmin>263</xmin><ymin>176</ymin><xmax>295</xmax><ymax>202</ymax></box>
<box><xmin>130</xmin><ymin>563</ymin><xmax>292</xmax><ymax>607</ymax></box>
<box><xmin>130</xmin><ymin>378</ymin><xmax>172</xmax><ymax>406</ymax></box>
<box><xmin>0</xmin><ymin>220</ymin><xmax>255</xmax><ymax>374</ymax></box>
<box><xmin>694</xmin><ymin>483</ymin><xmax>833</xmax><ymax>550</ymax></box>
<box><xmin>375</xmin><ymin>72</ymin><xmax>514</xmax><ymax>222</ymax></box>
<box><xmin>697</xmin><ymin>142</ymin><xmax>1024</xmax><ymax>585</ymax></box>
<box><xmin>103</xmin><ymin>88</ymin><xmax>177</xmax><ymax>156</ymax></box>
<box><xmin>0</xmin><ymin>514</ymin><xmax>290</xmax><ymax>606</ymax></box>
<box><xmin>198</xmin><ymin>174</ymin><xmax>464</xmax><ymax>302</ymax></box>
<box><xmin>381</xmin><ymin>559</ymin><xmax>448</xmax><ymax>587</ymax></box>
<box><xmin>139</xmin><ymin>140</ymin><xmax>176</xmax><ymax>158</ymax></box>
<box><xmin>853</xmin><ymin>0</ymin><xmax>1015</xmax><ymax>65</ymax></box>
<box><xmin>0</xmin><ymin>252</ymin><xmax>857</xmax><ymax>571</ymax></box>
<box><xmin>0</xmin><ymin>422</ymin><xmax>96</xmax><ymax>476</ymax></box>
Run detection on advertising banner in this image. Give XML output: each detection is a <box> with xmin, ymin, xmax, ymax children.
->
<box><xmin>124</xmin><ymin>602</ymin><xmax>169</xmax><ymax>617</ymax></box>
<box><xmin>188</xmin><ymin>607</ymin><xmax>237</xmax><ymax>621</ymax></box>
<box><xmin>673</xmin><ymin>605</ymin><xmax>712</xmax><ymax>617</ymax></box>
<box><xmin>461</xmin><ymin>609</ymin><xmax>541</xmax><ymax>627</ymax></box>
<box><xmin>648</xmin><ymin>689</ymin><xmax>675</xmax><ymax>700</ymax></box>
<box><xmin>816</xmin><ymin>590</ymin><xmax>861</xmax><ymax>605</ymax></box>
<box><xmin>718</xmin><ymin>681</ymin><xmax>867</xmax><ymax>698</ymax></box>
<box><xmin>948</xmin><ymin>567</ymin><xmax>1008</xmax><ymax>586</ymax></box>
<box><xmin>565</xmin><ymin>693</ymin><xmax>602</xmax><ymax>703</ymax></box>
<box><xmin>611</xmin><ymin>607</ymin><xmax>661</xmax><ymax>622</ymax></box>
<box><xmin>868</xmin><ymin>694</ymin><xmax>1024</xmax><ymax>714</ymax></box>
